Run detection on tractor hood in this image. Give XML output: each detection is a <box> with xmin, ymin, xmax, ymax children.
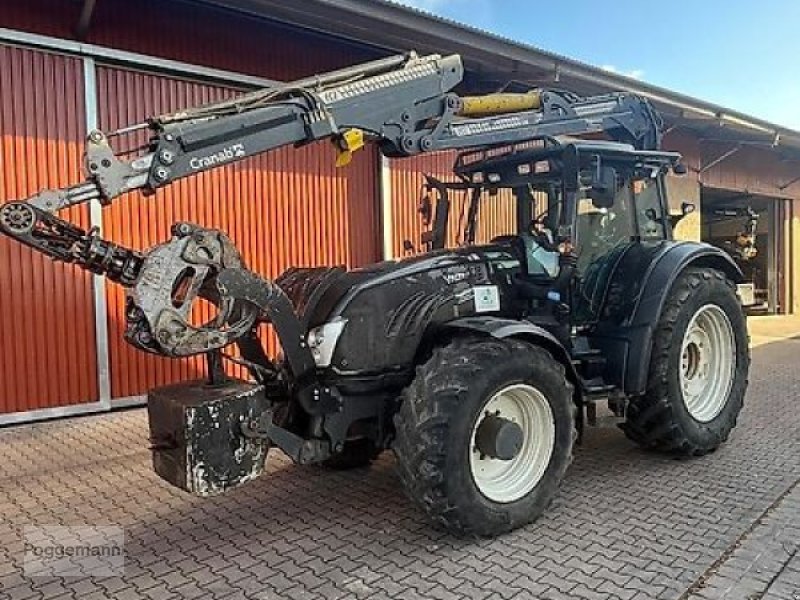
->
<box><xmin>277</xmin><ymin>244</ymin><xmax>522</xmax><ymax>381</ymax></box>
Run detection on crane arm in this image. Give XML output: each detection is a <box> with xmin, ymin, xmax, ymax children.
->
<box><xmin>0</xmin><ymin>51</ymin><xmax>662</xmax><ymax>286</ymax></box>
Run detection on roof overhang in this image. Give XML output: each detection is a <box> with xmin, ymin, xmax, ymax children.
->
<box><xmin>198</xmin><ymin>0</ymin><xmax>800</xmax><ymax>157</ymax></box>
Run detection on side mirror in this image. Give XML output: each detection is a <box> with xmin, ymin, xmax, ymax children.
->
<box><xmin>681</xmin><ymin>201</ymin><xmax>696</xmax><ymax>216</ymax></box>
<box><xmin>673</xmin><ymin>163</ymin><xmax>688</xmax><ymax>176</ymax></box>
<box><xmin>418</xmin><ymin>192</ymin><xmax>432</xmax><ymax>226</ymax></box>
<box><xmin>589</xmin><ymin>166</ymin><xmax>617</xmax><ymax>209</ymax></box>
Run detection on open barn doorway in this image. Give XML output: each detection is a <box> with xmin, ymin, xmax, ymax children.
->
<box><xmin>701</xmin><ymin>187</ymin><xmax>786</xmax><ymax>314</ymax></box>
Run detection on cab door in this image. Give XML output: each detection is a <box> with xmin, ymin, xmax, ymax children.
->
<box><xmin>573</xmin><ymin>170</ymin><xmax>671</xmax><ymax>327</ymax></box>
<box><xmin>572</xmin><ymin>168</ymin><xmax>637</xmax><ymax>325</ymax></box>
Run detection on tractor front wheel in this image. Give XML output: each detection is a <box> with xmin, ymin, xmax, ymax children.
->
<box><xmin>623</xmin><ymin>267</ymin><xmax>749</xmax><ymax>455</ymax></box>
<box><xmin>393</xmin><ymin>336</ymin><xmax>575</xmax><ymax>536</ymax></box>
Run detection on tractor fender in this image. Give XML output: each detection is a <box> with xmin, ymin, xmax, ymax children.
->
<box><xmin>440</xmin><ymin>316</ymin><xmax>582</xmax><ymax>402</ymax></box>
<box><xmin>620</xmin><ymin>242</ymin><xmax>743</xmax><ymax>394</ymax></box>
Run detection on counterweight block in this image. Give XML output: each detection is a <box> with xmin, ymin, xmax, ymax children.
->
<box><xmin>147</xmin><ymin>379</ymin><xmax>271</xmax><ymax>495</ymax></box>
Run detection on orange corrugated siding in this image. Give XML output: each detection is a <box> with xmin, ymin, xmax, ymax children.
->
<box><xmin>0</xmin><ymin>0</ymin><xmax>381</xmax><ymax>82</ymax></box>
<box><xmin>96</xmin><ymin>66</ymin><xmax>380</xmax><ymax>398</ymax></box>
<box><xmin>390</xmin><ymin>153</ymin><xmax>516</xmax><ymax>257</ymax></box>
<box><xmin>0</xmin><ymin>45</ymin><xmax>98</xmax><ymax>412</ymax></box>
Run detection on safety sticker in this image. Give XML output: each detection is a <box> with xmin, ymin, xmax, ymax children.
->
<box><xmin>473</xmin><ymin>285</ymin><xmax>500</xmax><ymax>313</ymax></box>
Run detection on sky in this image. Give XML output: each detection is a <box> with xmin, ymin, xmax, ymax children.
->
<box><xmin>395</xmin><ymin>0</ymin><xmax>800</xmax><ymax>130</ymax></box>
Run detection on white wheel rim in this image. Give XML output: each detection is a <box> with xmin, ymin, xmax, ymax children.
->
<box><xmin>469</xmin><ymin>383</ymin><xmax>555</xmax><ymax>503</ymax></box>
<box><xmin>679</xmin><ymin>304</ymin><xmax>736</xmax><ymax>422</ymax></box>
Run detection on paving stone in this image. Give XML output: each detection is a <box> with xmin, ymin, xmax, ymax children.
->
<box><xmin>686</xmin><ymin>479</ymin><xmax>800</xmax><ymax>600</ymax></box>
<box><xmin>0</xmin><ymin>339</ymin><xmax>799</xmax><ymax>599</ymax></box>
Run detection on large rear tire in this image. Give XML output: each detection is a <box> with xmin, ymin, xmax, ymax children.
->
<box><xmin>393</xmin><ymin>336</ymin><xmax>575</xmax><ymax>536</ymax></box>
<box><xmin>622</xmin><ymin>267</ymin><xmax>749</xmax><ymax>455</ymax></box>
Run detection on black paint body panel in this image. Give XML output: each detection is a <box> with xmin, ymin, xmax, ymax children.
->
<box><xmin>328</xmin><ymin>246</ymin><xmax>522</xmax><ymax>375</ymax></box>
<box><xmin>274</xmin><ymin>238</ymin><xmax>742</xmax><ymax>399</ymax></box>
<box><xmin>588</xmin><ymin>241</ymin><xmax>743</xmax><ymax>394</ymax></box>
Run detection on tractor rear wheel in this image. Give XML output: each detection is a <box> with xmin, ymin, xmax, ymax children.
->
<box><xmin>622</xmin><ymin>267</ymin><xmax>749</xmax><ymax>455</ymax></box>
<box><xmin>393</xmin><ymin>336</ymin><xmax>575</xmax><ymax>536</ymax></box>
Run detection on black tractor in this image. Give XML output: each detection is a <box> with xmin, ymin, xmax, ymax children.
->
<box><xmin>0</xmin><ymin>52</ymin><xmax>749</xmax><ymax>536</ymax></box>
<box><xmin>257</xmin><ymin>136</ymin><xmax>748</xmax><ymax>536</ymax></box>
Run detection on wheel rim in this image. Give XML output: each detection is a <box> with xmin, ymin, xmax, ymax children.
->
<box><xmin>679</xmin><ymin>304</ymin><xmax>736</xmax><ymax>422</ymax></box>
<box><xmin>469</xmin><ymin>383</ymin><xmax>555</xmax><ymax>503</ymax></box>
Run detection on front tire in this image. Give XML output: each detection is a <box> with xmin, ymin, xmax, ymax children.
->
<box><xmin>622</xmin><ymin>267</ymin><xmax>749</xmax><ymax>455</ymax></box>
<box><xmin>393</xmin><ymin>336</ymin><xmax>575</xmax><ymax>536</ymax></box>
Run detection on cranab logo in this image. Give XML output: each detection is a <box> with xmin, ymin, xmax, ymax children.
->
<box><xmin>189</xmin><ymin>143</ymin><xmax>246</xmax><ymax>170</ymax></box>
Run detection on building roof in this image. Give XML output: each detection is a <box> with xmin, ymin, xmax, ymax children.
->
<box><xmin>203</xmin><ymin>0</ymin><xmax>800</xmax><ymax>157</ymax></box>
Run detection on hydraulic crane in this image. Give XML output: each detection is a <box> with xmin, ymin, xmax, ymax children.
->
<box><xmin>0</xmin><ymin>52</ymin><xmax>662</xmax><ymax>357</ymax></box>
<box><xmin>0</xmin><ymin>53</ymin><xmax>659</xmax><ymax>283</ymax></box>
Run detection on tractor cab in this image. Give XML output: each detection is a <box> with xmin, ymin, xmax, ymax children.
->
<box><xmin>420</xmin><ymin>137</ymin><xmax>687</xmax><ymax>329</ymax></box>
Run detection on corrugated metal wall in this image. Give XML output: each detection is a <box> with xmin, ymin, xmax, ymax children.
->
<box><xmin>96</xmin><ymin>66</ymin><xmax>379</xmax><ymax>399</ymax></box>
<box><xmin>389</xmin><ymin>153</ymin><xmax>516</xmax><ymax>257</ymax></box>
<box><xmin>0</xmin><ymin>45</ymin><xmax>98</xmax><ymax>413</ymax></box>
<box><xmin>0</xmin><ymin>2</ymin><xmax>797</xmax><ymax>418</ymax></box>
<box><xmin>0</xmin><ymin>0</ymin><xmax>381</xmax><ymax>82</ymax></box>
<box><xmin>0</xmin><ymin>0</ymin><xmax>384</xmax><ymax>415</ymax></box>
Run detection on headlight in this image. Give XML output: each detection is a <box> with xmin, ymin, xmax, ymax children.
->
<box><xmin>306</xmin><ymin>318</ymin><xmax>347</xmax><ymax>367</ymax></box>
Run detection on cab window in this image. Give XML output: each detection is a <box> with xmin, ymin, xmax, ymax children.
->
<box><xmin>575</xmin><ymin>169</ymin><xmax>634</xmax><ymax>276</ymax></box>
<box><xmin>634</xmin><ymin>177</ymin><xmax>667</xmax><ymax>240</ymax></box>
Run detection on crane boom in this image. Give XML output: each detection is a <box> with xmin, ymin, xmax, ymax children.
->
<box><xmin>0</xmin><ymin>51</ymin><xmax>662</xmax><ymax>286</ymax></box>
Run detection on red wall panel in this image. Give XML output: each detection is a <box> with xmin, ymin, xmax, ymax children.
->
<box><xmin>0</xmin><ymin>45</ymin><xmax>98</xmax><ymax>413</ymax></box>
<box><xmin>96</xmin><ymin>66</ymin><xmax>380</xmax><ymax>398</ymax></box>
<box><xmin>0</xmin><ymin>0</ymin><xmax>382</xmax><ymax>82</ymax></box>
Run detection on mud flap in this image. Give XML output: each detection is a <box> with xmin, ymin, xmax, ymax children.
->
<box><xmin>147</xmin><ymin>379</ymin><xmax>271</xmax><ymax>496</ymax></box>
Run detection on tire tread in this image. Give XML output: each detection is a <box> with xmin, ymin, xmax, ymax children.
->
<box><xmin>622</xmin><ymin>268</ymin><xmax>749</xmax><ymax>456</ymax></box>
<box><xmin>393</xmin><ymin>336</ymin><xmax>574</xmax><ymax>535</ymax></box>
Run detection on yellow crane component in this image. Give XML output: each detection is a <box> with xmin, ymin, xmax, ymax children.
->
<box><xmin>334</xmin><ymin>128</ymin><xmax>365</xmax><ymax>167</ymax></box>
<box><xmin>458</xmin><ymin>91</ymin><xmax>542</xmax><ymax>117</ymax></box>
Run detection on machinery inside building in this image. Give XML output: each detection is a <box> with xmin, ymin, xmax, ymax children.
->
<box><xmin>701</xmin><ymin>189</ymin><xmax>785</xmax><ymax>314</ymax></box>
